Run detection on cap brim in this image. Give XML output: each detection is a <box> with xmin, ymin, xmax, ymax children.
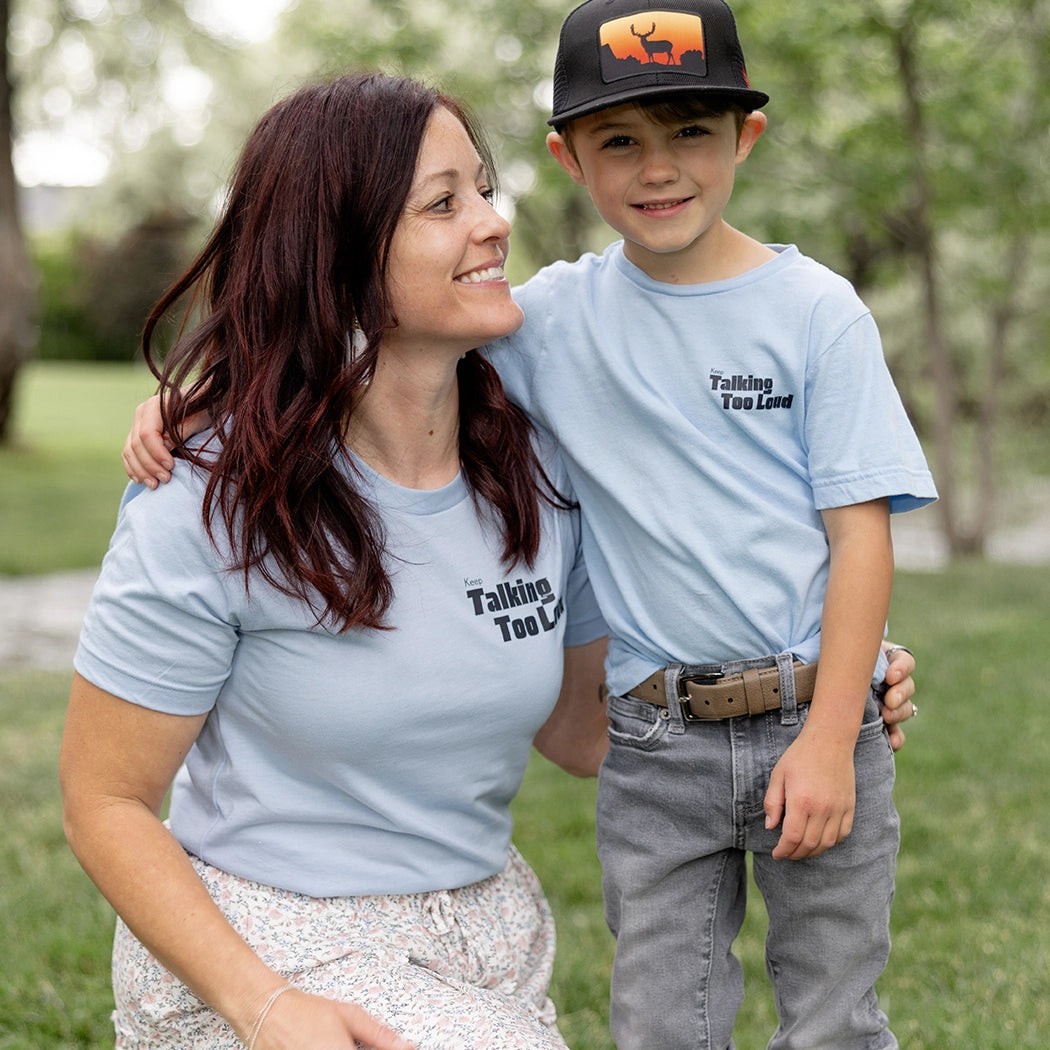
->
<box><xmin>549</xmin><ymin>83</ymin><xmax>769</xmax><ymax>127</ymax></box>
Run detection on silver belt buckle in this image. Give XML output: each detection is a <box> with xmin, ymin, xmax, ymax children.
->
<box><xmin>676</xmin><ymin>671</ymin><xmax>725</xmax><ymax>722</ymax></box>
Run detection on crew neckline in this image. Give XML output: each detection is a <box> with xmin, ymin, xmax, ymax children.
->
<box><xmin>611</xmin><ymin>242</ymin><xmax>799</xmax><ymax>296</ymax></box>
<box><xmin>346</xmin><ymin>451</ymin><xmax>469</xmax><ymax>515</ymax></box>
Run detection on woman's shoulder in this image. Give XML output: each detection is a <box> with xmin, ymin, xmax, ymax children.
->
<box><xmin>120</xmin><ymin>445</ymin><xmax>205</xmax><ymax>511</ymax></box>
<box><xmin>115</xmin><ymin>432</ymin><xmax>228</xmax><ymax>556</ymax></box>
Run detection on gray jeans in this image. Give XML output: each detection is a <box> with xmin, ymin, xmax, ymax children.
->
<box><xmin>597</xmin><ymin>668</ymin><xmax>899</xmax><ymax>1050</ymax></box>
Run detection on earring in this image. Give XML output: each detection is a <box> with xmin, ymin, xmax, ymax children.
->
<box><xmin>348</xmin><ymin>327</ymin><xmax>368</xmax><ymax>362</ymax></box>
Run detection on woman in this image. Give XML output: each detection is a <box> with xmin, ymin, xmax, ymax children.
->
<box><xmin>61</xmin><ymin>73</ymin><xmax>609</xmax><ymax>1050</ymax></box>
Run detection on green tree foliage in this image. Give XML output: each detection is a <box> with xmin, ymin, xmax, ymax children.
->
<box><xmin>2</xmin><ymin>0</ymin><xmax>280</xmax><ymax>432</ymax></box>
<box><xmin>6</xmin><ymin>0</ymin><xmax>1047</xmax><ymax>556</ymax></box>
<box><xmin>33</xmin><ymin>209</ymin><xmax>192</xmax><ymax>360</ymax></box>
<box><xmin>731</xmin><ymin>0</ymin><xmax>1050</xmax><ymax>555</ymax></box>
<box><xmin>11</xmin><ymin>0</ymin><xmax>268</xmax><ymax>227</ymax></box>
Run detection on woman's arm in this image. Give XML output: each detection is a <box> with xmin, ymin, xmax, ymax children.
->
<box><xmin>60</xmin><ymin>673</ymin><xmax>413</xmax><ymax>1050</ymax></box>
<box><xmin>532</xmin><ymin>636</ymin><xmax>609</xmax><ymax>778</ymax></box>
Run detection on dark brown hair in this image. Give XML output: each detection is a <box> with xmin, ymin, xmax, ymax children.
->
<box><xmin>142</xmin><ymin>73</ymin><xmax>565</xmax><ymax>630</ymax></box>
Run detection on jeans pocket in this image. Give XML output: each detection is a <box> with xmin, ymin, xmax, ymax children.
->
<box><xmin>855</xmin><ymin>690</ymin><xmax>890</xmax><ymax>746</ymax></box>
<box><xmin>606</xmin><ymin>693</ymin><xmax>669</xmax><ymax>751</ymax></box>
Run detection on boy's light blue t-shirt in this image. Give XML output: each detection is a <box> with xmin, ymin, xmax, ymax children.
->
<box><xmin>490</xmin><ymin>242</ymin><xmax>936</xmax><ymax>697</ymax></box>
<box><xmin>74</xmin><ymin>441</ymin><xmax>604</xmax><ymax>898</ymax></box>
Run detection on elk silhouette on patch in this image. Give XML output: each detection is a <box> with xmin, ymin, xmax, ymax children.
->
<box><xmin>631</xmin><ymin>23</ymin><xmax>677</xmax><ymax>65</ymax></box>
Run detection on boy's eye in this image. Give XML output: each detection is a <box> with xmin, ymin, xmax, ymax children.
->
<box><xmin>676</xmin><ymin>124</ymin><xmax>712</xmax><ymax>139</ymax></box>
<box><xmin>601</xmin><ymin>135</ymin><xmax>636</xmax><ymax>150</ymax></box>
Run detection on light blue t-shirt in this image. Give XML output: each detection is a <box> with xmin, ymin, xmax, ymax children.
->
<box><xmin>75</xmin><ymin>440</ymin><xmax>605</xmax><ymax>897</ymax></box>
<box><xmin>490</xmin><ymin>242</ymin><xmax>936</xmax><ymax>697</ymax></box>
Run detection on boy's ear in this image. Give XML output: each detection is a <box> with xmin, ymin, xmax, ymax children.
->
<box><xmin>735</xmin><ymin>111</ymin><xmax>767</xmax><ymax>164</ymax></box>
<box><xmin>547</xmin><ymin>131</ymin><xmax>587</xmax><ymax>186</ymax></box>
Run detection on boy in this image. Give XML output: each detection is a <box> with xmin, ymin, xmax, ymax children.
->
<box><xmin>492</xmin><ymin>1</ymin><xmax>937</xmax><ymax>1047</ymax></box>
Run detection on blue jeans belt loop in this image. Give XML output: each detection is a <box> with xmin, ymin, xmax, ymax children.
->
<box><xmin>628</xmin><ymin>660</ymin><xmax>818</xmax><ymax>722</ymax></box>
<box><xmin>775</xmin><ymin>649</ymin><xmax>800</xmax><ymax>725</ymax></box>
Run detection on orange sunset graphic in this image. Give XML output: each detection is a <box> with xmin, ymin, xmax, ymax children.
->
<box><xmin>599</xmin><ymin>12</ymin><xmax>706</xmax><ymax>72</ymax></box>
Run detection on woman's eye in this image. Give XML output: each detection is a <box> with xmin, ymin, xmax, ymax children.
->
<box><xmin>480</xmin><ymin>187</ymin><xmax>496</xmax><ymax>204</ymax></box>
<box><xmin>430</xmin><ymin>195</ymin><xmax>454</xmax><ymax>212</ymax></box>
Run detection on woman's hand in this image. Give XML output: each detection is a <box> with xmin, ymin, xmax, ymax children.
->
<box><xmin>880</xmin><ymin>641</ymin><xmax>918</xmax><ymax>752</ymax></box>
<box><xmin>247</xmin><ymin>986</ymin><xmax>415</xmax><ymax>1050</ymax></box>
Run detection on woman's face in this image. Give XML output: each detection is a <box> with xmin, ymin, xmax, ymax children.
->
<box><xmin>383</xmin><ymin>106</ymin><xmax>523</xmax><ymax>358</ymax></box>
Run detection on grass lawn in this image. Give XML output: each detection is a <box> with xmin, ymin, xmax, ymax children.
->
<box><xmin>2</xmin><ymin>364</ymin><xmax>1048</xmax><ymax>1047</ymax></box>
<box><xmin>4</xmin><ymin>569</ymin><xmax>1048</xmax><ymax>1049</ymax></box>
<box><xmin>0</xmin><ymin>362</ymin><xmax>158</xmax><ymax>575</ymax></box>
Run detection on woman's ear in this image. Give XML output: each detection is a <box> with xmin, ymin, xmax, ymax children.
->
<box><xmin>546</xmin><ymin>132</ymin><xmax>588</xmax><ymax>186</ymax></box>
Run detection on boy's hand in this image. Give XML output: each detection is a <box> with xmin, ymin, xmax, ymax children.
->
<box><xmin>764</xmin><ymin>642</ymin><xmax>915</xmax><ymax>859</ymax></box>
<box><xmin>764</xmin><ymin>729</ymin><xmax>856</xmax><ymax>860</ymax></box>
<box><xmin>122</xmin><ymin>395</ymin><xmax>174</xmax><ymax>488</ymax></box>
<box><xmin>122</xmin><ymin>395</ymin><xmax>210</xmax><ymax>487</ymax></box>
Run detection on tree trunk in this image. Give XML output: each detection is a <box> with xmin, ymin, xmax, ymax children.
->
<box><xmin>975</xmin><ymin>0</ymin><xmax>1050</xmax><ymax>544</ymax></box>
<box><xmin>893</xmin><ymin>16</ymin><xmax>979</xmax><ymax>556</ymax></box>
<box><xmin>974</xmin><ymin>235</ymin><xmax>1027</xmax><ymax>545</ymax></box>
<box><xmin>0</xmin><ymin>0</ymin><xmax>37</xmax><ymax>444</ymax></box>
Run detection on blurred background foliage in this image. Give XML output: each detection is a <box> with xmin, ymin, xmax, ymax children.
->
<box><xmin>2</xmin><ymin>0</ymin><xmax>1049</xmax><ymax>557</ymax></box>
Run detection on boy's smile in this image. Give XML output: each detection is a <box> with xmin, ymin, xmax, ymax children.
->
<box><xmin>548</xmin><ymin>103</ymin><xmax>766</xmax><ymax>284</ymax></box>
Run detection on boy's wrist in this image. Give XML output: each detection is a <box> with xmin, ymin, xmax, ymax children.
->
<box><xmin>799</xmin><ymin>702</ymin><xmax>865</xmax><ymax>750</ymax></box>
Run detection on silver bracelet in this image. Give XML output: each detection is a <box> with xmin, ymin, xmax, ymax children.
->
<box><xmin>246</xmin><ymin>985</ymin><xmax>294</xmax><ymax>1050</ymax></box>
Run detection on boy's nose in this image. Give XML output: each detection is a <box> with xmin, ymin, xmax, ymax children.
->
<box><xmin>639</xmin><ymin>147</ymin><xmax>678</xmax><ymax>184</ymax></box>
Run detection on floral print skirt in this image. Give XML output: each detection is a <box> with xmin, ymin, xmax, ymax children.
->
<box><xmin>111</xmin><ymin>845</ymin><xmax>568</xmax><ymax>1049</ymax></box>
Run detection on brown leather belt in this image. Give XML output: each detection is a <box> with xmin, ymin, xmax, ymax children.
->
<box><xmin>629</xmin><ymin>661</ymin><xmax>818</xmax><ymax>721</ymax></box>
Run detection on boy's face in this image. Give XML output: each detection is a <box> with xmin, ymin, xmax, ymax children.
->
<box><xmin>547</xmin><ymin>102</ymin><xmax>765</xmax><ymax>283</ymax></box>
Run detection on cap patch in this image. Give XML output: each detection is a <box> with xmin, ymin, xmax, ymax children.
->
<box><xmin>599</xmin><ymin>12</ymin><xmax>706</xmax><ymax>82</ymax></box>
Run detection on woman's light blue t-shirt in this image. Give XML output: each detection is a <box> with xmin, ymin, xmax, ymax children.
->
<box><xmin>74</xmin><ymin>442</ymin><xmax>604</xmax><ymax>897</ymax></box>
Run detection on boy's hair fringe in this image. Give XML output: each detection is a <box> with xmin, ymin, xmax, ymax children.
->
<box><xmin>557</xmin><ymin>94</ymin><xmax>750</xmax><ymax>153</ymax></box>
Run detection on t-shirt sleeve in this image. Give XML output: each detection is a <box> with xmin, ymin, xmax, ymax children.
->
<box><xmin>804</xmin><ymin>311</ymin><xmax>937</xmax><ymax>514</ymax></box>
<box><xmin>74</xmin><ymin>471</ymin><xmax>241</xmax><ymax>715</ymax></box>
<box><xmin>562</xmin><ymin>536</ymin><xmax>607</xmax><ymax>648</ymax></box>
<box><xmin>540</xmin><ymin>436</ymin><xmax>607</xmax><ymax>648</ymax></box>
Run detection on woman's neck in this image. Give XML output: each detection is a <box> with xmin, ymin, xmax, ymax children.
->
<box><xmin>345</xmin><ymin>355</ymin><xmax>462</xmax><ymax>490</ymax></box>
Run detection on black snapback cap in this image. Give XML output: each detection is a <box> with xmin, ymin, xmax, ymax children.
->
<box><xmin>549</xmin><ymin>0</ymin><xmax>769</xmax><ymax>127</ymax></box>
